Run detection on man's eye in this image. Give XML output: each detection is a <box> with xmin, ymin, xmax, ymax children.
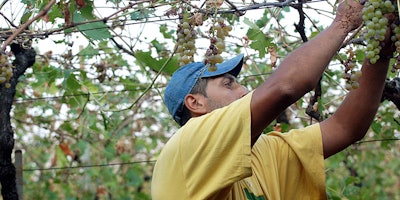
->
<box><xmin>224</xmin><ymin>81</ymin><xmax>233</xmax><ymax>88</ymax></box>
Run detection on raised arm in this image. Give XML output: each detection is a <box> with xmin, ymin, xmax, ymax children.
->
<box><xmin>250</xmin><ymin>0</ymin><xmax>364</xmax><ymax>144</ymax></box>
<box><xmin>320</xmin><ymin>13</ymin><xmax>395</xmax><ymax>158</ymax></box>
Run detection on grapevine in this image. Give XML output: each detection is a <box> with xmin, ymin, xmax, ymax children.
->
<box><xmin>0</xmin><ymin>54</ymin><xmax>13</xmax><ymax>89</ymax></box>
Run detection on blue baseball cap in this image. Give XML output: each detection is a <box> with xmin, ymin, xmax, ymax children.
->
<box><xmin>164</xmin><ymin>54</ymin><xmax>244</xmax><ymax>125</ymax></box>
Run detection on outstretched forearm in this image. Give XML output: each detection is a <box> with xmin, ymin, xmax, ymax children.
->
<box><xmin>321</xmin><ymin>57</ymin><xmax>390</xmax><ymax>158</ymax></box>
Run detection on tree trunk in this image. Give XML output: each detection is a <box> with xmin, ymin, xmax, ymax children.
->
<box><xmin>0</xmin><ymin>43</ymin><xmax>35</xmax><ymax>200</ymax></box>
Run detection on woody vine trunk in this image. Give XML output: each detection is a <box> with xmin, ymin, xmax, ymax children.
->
<box><xmin>0</xmin><ymin>43</ymin><xmax>35</xmax><ymax>200</ymax></box>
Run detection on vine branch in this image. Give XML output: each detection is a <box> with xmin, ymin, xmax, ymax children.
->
<box><xmin>1</xmin><ymin>0</ymin><xmax>56</xmax><ymax>52</ymax></box>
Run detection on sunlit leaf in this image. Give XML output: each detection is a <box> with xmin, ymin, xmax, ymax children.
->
<box><xmin>244</xmin><ymin>18</ymin><xmax>273</xmax><ymax>58</ymax></box>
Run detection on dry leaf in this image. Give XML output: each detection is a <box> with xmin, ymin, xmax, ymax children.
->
<box><xmin>206</xmin><ymin>0</ymin><xmax>224</xmax><ymax>8</ymax></box>
<box><xmin>59</xmin><ymin>142</ymin><xmax>74</xmax><ymax>157</ymax></box>
<box><xmin>242</xmin><ymin>36</ymin><xmax>249</xmax><ymax>48</ymax></box>
<box><xmin>193</xmin><ymin>13</ymin><xmax>204</xmax><ymax>26</ymax></box>
<box><xmin>76</xmin><ymin>0</ymin><xmax>86</xmax><ymax>8</ymax></box>
<box><xmin>64</xmin><ymin>7</ymin><xmax>71</xmax><ymax>26</ymax></box>
<box><xmin>41</xmin><ymin>14</ymin><xmax>50</xmax><ymax>22</ymax></box>
<box><xmin>268</xmin><ymin>46</ymin><xmax>277</xmax><ymax>68</ymax></box>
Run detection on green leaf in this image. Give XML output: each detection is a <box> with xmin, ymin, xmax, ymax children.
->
<box><xmin>79</xmin><ymin>2</ymin><xmax>95</xmax><ymax>19</ymax></box>
<box><xmin>59</xmin><ymin>122</ymin><xmax>75</xmax><ymax>134</ymax></box>
<box><xmin>63</xmin><ymin>70</ymin><xmax>81</xmax><ymax>90</ymax></box>
<box><xmin>130</xmin><ymin>8</ymin><xmax>155</xmax><ymax>20</ymax></box>
<box><xmin>78</xmin><ymin>44</ymin><xmax>99</xmax><ymax>58</ymax></box>
<box><xmin>106</xmin><ymin>0</ymin><xmax>122</xmax><ymax>3</ymax></box>
<box><xmin>283</xmin><ymin>6</ymin><xmax>291</xmax><ymax>12</ymax></box>
<box><xmin>151</xmin><ymin>39</ymin><xmax>164</xmax><ymax>53</ymax></box>
<box><xmin>73</xmin><ymin>12</ymin><xmax>112</xmax><ymax>40</ymax></box>
<box><xmin>21</xmin><ymin>0</ymin><xmax>35</xmax><ymax>6</ymax></box>
<box><xmin>135</xmin><ymin>50</ymin><xmax>179</xmax><ymax>75</ymax></box>
<box><xmin>371</xmin><ymin>121</ymin><xmax>382</xmax><ymax>133</ymax></box>
<box><xmin>47</xmin><ymin>3</ymin><xmax>63</xmax><ymax>23</ymax></box>
<box><xmin>345</xmin><ymin>176</ymin><xmax>359</xmax><ymax>185</ymax></box>
<box><xmin>244</xmin><ymin>18</ymin><xmax>273</xmax><ymax>58</ymax></box>
<box><xmin>308</xmin><ymin>31</ymin><xmax>319</xmax><ymax>39</ymax></box>
<box><xmin>255</xmin><ymin>10</ymin><xmax>270</xmax><ymax>28</ymax></box>
<box><xmin>126</xmin><ymin>166</ymin><xmax>144</xmax><ymax>187</ymax></box>
<box><xmin>159</xmin><ymin>24</ymin><xmax>174</xmax><ymax>38</ymax></box>
<box><xmin>244</xmin><ymin>17</ymin><xmax>259</xmax><ymax>29</ymax></box>
<box><xmin>101</xmin><ymin>111</ymin><xmax>109</xmax><ymax>130</ymax></box>
<box><xmin>317</xmin><ymin>97</ymin><xmax>324</xmax><ymax>115</ymax></box>
<box><xmin>20</xmin><ymin>9</ymin><xmax>33</xmax><ymax>24</ymax></box>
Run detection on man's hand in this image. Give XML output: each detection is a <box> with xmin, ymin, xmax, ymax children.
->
<box><xmin>334</xmin><ymin>0</ymin><xmax>364</xmax><ymax>33</ymax></box>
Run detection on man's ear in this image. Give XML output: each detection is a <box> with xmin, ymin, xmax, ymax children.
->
<box><xmin>184</xmin><ymin>94</ymin><xmax>207</xmax><ymax>116</ymax></box>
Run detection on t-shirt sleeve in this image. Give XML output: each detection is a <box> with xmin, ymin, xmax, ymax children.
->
<box><xmin>250</xmin><ymin>123</ymin><xmax>327</xmax><ymax>199</ymax></box>
<box><xmin>179</xmin><ymin>91</ymin><xmax>254</xmax><ymax>199</ymax></box>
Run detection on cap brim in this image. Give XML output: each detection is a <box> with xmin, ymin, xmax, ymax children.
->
<box><xmin>201</xmin><ymin>54</ymin><xmax>244</xmax><ymax>78</ymax></box>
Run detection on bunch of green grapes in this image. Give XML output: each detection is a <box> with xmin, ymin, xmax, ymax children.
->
<box><xmin>176</xmin><ymin>7</ymin><xmax>197</xmax><ymax>67</ymax></box>
<box><xmin>362</xmin><ymin>0</ymin><xmax>395</xmax><ymax>64</ymax></box>
<box><xmin>348</xmin><ymin>0</ymin><xmax>399</xmax><ymax>91</ymax></box>
<box><xmin>0</xmin><ymin>54</ymin><xmax>13</xmax><ymax>89</ymax></box>
<box><xmin>204</xmin><ymin>17</ymin><xmax>232</xmax><ymax>71</ymax></box>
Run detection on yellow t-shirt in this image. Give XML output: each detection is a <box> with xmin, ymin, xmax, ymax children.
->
<box><xmin>151</xmin><ymin>92</ymin><xmax>326</xmax><ymax>200</ymax></box>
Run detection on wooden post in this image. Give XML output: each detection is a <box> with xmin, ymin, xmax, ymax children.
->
<box><xmin>15</xmin><ymin>149</ymin><xmax>23</xmax><ymax>200</ymax></box>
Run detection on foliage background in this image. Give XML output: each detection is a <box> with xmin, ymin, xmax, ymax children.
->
<box><xmin>0</xmin><ymin>0</ymin><xmax>399</xmax><ymax>199</ymax></box>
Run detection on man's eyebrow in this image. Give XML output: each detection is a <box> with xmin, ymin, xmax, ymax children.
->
<box><xmin>224</xmin><ymin>74</ymin><xmax>237</xmax><ymax>82</ymax></box>
<box><xmin>221</xmin><ymin>73</ymin><xmax>234</xmax><ymax>79</ymax></box>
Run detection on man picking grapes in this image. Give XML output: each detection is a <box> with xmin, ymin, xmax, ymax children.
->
<box><xmin>151</xmin><ymin>0</ymin><xmax>394</xmax><ymax>199</ymax></box>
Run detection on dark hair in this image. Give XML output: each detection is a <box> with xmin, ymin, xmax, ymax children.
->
<box><xmin>178</xmin><ymin>77</ymin><xmax>209</xmax><ymax>126</ymax></box>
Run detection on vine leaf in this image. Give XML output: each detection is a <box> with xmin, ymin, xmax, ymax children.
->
<box><xmin>244</xmin><ymin>18</ymin><xmax>273</xmax><ymax>58</ymax></box>
<box><xmin>135</xmin><ymin>50</ymin><xmax>179</xmax><ymax>75</ymax></box>
<box><xmin>73</xmin><ymin>12</ymin><xmax>112</xmax><ymax>40</ymax></box>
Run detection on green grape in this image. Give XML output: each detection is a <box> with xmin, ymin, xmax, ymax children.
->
<box><xmin>208</xmin><ymin>63</ymin><xmax>217</xmax><ymax>72</ymax></box>
<box><xmin>182</xmin><ymin>22</ymin><xmax>189</xmax><ymax>29</ymax></box>
<box><xmin>350</xmin><ymin>73</ymin><xmax>359</xmax><ymax>81</ymax></box>
<box><xmin>351</xmin><ymin>82</ymin><xmax>360</xmax><ymax>89</ymax></box>
<box><xmin>345</xmin><ymin>83</ymin><xmax>352</xmax><ymax>91</ymax></box>
<box><xmin>348</xmin><ymin>61</ymin><xmax>356</xmax><ymax>69</ymax></box>
<box><xmin>354</xmin><ymin>71</ymin><xmax>362</xmax><ymax>78</ymax></box>
<box><xmin>0</xmin><ymin>77</ymin><xmax>6</xmax><ymax>83</ymax></box>
<box><xmin>215</xmin><ymin>41</ymin><xmax>225</xmax><ymax>50</ymax></box>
